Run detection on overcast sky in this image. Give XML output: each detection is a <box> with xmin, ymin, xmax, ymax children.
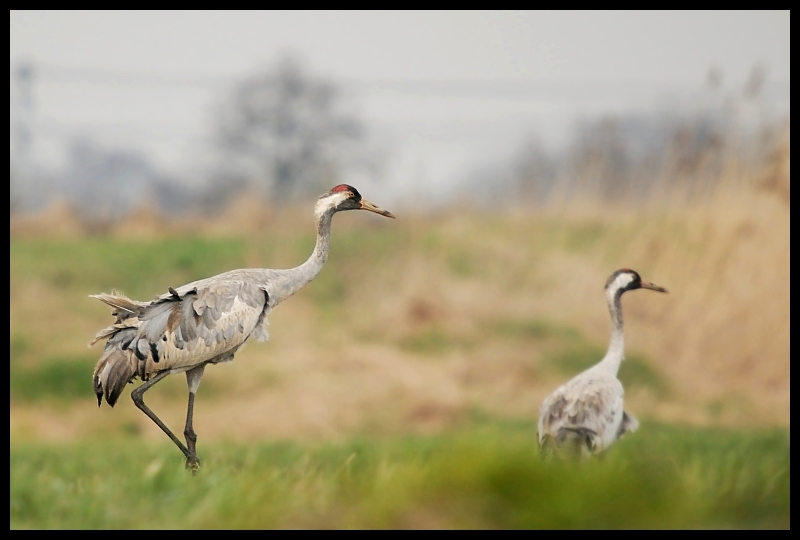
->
<box><xmin>10</xmin><ymin>10</ymin><xmax>790</xmax><ymax>202</ymax></box>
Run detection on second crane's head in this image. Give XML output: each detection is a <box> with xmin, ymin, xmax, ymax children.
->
<box><xmin>605</xmin><ymin>268</ymin><xmax>668</xmax><ymax>300</ymax></box>
<box><xmin>315</xmin><ymin>184</ymin><xmax>395</xmax><ymax>221</ymax></box>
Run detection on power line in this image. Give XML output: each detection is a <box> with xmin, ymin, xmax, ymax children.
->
<box><xmin>19</xmin><ymin>64</ymin><xmax>228</xmax><ymax>89</ymax></box>
<box><xmin>18</xmin><ymin>62</ymin><xmax>790</xmax><ymax>100</ymax></box>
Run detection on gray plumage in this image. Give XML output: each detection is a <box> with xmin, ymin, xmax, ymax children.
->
<box><xmin>537</xmin><ymin>268</ymin><xmax>668</xmax><ymax>458</ymax></box>
<box><xmin>90</xmin><ymin>184</ymin><xmax>394</xmax><ymax>473</ymax></box>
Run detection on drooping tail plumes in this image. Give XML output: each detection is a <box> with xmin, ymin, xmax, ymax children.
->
<box><xmin>92</xmin><ymin>328</ymin><xmax>138</xmax><ymax>406</ymax></box>
<box><xmin>90</xmin><ymin>292</ymin><xmax>145</xmax><ymax>407</ymax></box>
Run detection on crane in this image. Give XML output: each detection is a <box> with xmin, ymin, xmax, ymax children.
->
<box><xmin>90</xmin><ymin>184</ymin><xmax>394</xmax><ymax>473</ymax></box>
<box><xmin>537</xmin><ymin>268</ymin><xmax>668</xmax><ymax>458</ymax></box>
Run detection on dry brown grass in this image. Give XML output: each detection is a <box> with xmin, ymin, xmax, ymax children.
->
<box><xmin>10</xmin><ymin>144</ymin><xmax>789</xmax><ymax>442</ymax></box>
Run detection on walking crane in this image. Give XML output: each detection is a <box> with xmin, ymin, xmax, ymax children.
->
<box><xmin>90</xmin><ymin>184</ymin><xmax>394</xmax><ymax>473</ymax></box>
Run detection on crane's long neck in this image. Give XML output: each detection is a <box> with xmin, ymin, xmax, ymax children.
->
<box><xmin>598</xmin><ymin>288</ymin><xmax>625</xmax><ymax>376</ymax></box>
<box><xmin>272</xmin><ymin>208</ymin><xmax>335</xmax><ymax>303</ymax></box>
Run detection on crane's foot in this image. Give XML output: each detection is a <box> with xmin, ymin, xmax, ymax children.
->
<box><xmin>185</xmin><ymin>455</ymin><xmax>201</xmax><ymax>475</ymax></box>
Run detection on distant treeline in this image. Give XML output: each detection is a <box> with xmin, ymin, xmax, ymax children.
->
<box><xmin>464</xmin><ymin>111</ymin><xmax>789</xmax><ymax>208</ymax></box>
<box><xmin>10</xmin><ymin>58</ymin><xmax>789</xmax><ymax>220</ymax></box>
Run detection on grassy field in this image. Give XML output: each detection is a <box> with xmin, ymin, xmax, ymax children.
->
<box><xmin>10</xmin><ymin>179</ymin><xmax>789</xmax><ymax>528</ymax></box>
<box><xmin>10</xmin><ymin>421</ymin><xmax>790</xmax><ymax>529</ymax></box>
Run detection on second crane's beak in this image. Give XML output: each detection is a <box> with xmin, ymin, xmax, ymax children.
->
<box><xmin>359</xmin><ymin>199</ymin><xmax>395</xmax><ymax>219</ymax></box>
<box><xmin>641</xmin><ymin>281</ymin><xmax>669</xmax><ymax>293</ymax></box>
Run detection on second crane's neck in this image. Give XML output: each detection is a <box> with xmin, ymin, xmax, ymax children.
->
<box><xmin>271</xmin><ymin>207</ymin><xmax>336</xmax><ymax>305</ymax></box>
<box><xmin>598</xmin><ymin>287</ymin><xmax>625</xmax><ymax>376</ymax></box>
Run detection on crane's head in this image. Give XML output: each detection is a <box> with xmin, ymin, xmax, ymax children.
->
<box><xmin>315</xmin><ymin>184</ymin><xmax>395</xmax><ymax>220</ymax></box>
<box><xmin>605</xmin><ymin>268</ymin><xmax>668</xmax><ymax>297</ymax></box>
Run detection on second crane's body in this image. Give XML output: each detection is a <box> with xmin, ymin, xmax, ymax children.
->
<box><xmin>538</xmin><ymin>269</ymin><xmax>668</xmax><ymax>458</ymax></box>
<box><xmin>90</xmin><ymin>185</ymin><xmax>394</xmax><ymax>473</ymax></box>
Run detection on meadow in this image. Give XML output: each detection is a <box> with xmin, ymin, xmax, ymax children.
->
<box><xmin>10</xmin><ymin>170</ymin><xmax>790</xmax><ymax>528</ymax></box>
<box><xmin>10</xmin><ymin>422</ymin><xmax>789</xmax><ymax>529</ymax></box>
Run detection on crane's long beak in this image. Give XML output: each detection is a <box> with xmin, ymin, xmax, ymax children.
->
<box><xmin>641</xmin><ymin>281</ymin><xmax>668</xmax><ymax>293</ymax></box>
<box><xmin>359</xmin><ymin>199</ymin><xmax>395</xmax><ymax>218</ymax></box>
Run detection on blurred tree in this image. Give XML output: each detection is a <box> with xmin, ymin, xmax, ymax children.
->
<box><xmin>512</xmin><ymin>135</ymin><xmax>558</xmax><ymax>204</ymax></box>
<box><xmin>706</xmin><ymin>65</ymin><xmax>723</xmax><ymax>91</ymax></box>
<box><xmin>744</xmin><ymin>63</ymin><xmax>767</xmax><ymax>101</ymax></box>
<box><xmin>59</xmin><ymin>138</ymin><xmax>169</xmax><ymax>222</ymax></box>
<box><xmin>11</xmin><ymin>61</ymin><xmax>36</xmax><ymax>215</ymax></box>
<box><xmin>569</xmin><ymin>116</ymin><xmax>633</xmax><ymax>201</ymax></box>
<box><xmin>212</xmin><ymin>57</ymin><xmax>363</xmax><ymax>203</ymax></box>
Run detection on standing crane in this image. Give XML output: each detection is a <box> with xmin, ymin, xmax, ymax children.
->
<box><xmin>90</xmin><ymin>184</ymin><xmax>394</xmax><ymax>473</ymax></box>
<box><xmin>537</xmin><ymin>268</ymin><xmax>668</xmax><ymax>458</ymax></box>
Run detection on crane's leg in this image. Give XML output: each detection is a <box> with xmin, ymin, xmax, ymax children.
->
<box><xmin>183</xmin><ymin>364</ymin><xmax>206</xmax><ymax>475</ymax></box>
<box><xmin>130</xmin><ymin>371</ymin><xmax>195</xmax><ymax>469</ymax></box>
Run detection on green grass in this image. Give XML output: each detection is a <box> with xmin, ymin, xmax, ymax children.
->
<box><xmin>563</xmin><ymin>222</ymin><xmax>606</xmax><ymax>253</ymax></box>
<box><xmin>493</xmin><ymin>318</ymin><xmax>582</xmax><ymax>342</ymax></box>
<box><xmin>11</xmin><ymin>333</ymin><xmax>32</xmax><ymax>360</ymax></box>
<box><xmin>10</xmin><ymin>423</ymin><xmax>789</xmax><ymax>529</ymax></box>
<box><xmin>11</xmin><ymin>353</ymin><xmax>97</xmax><ymax>403</ymax></box>
<box><xmin>10</xmin><ymin>237</ymin><xmax>249</xmax><ymax>298</ymax></box>
<box><xmin>398</xmin><ymin>327</ymin><xmax>473</xmax><ymax>354</ymax></box>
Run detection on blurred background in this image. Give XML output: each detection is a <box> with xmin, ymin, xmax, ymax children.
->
<box><xmin>9</xmin><ymin>12</ymin><xmax>790</xmax><ymax>526</ymax></box>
